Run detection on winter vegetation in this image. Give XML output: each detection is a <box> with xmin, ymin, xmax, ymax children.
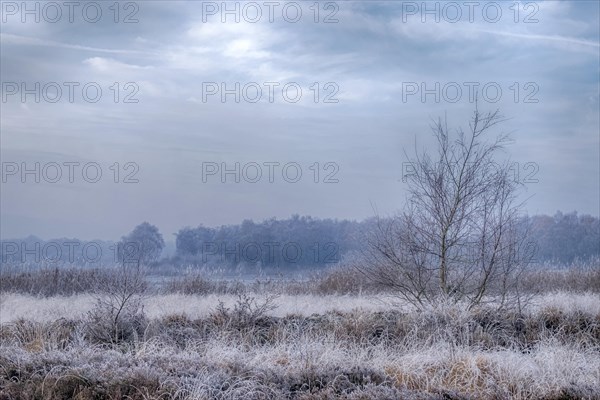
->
<box><xmin>1</xmin><ymin>261</ymin><xmax>599</xmax><ymax>400</ymax></box>
<box><xmin>1</xmin><ymin>109</ymin><xmax>598</xmax><ymax>399</ymax></box>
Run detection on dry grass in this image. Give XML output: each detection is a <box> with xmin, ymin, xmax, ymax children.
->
<box><xmin>1</xmin><ymin>291</ymin><xmax>599</xmax><ymax>399</ymax></box>
<box><xmin>0</xmin><ymin>267</ymin><xmax>113</xmax><ymax>297</ymax></box>
<box><xmin>3</xmin><ymin>291</ymin><xmax>600</xmax><ymax>324</ymax></box>
<box><xmin>2</xmin><ymin>263</ymin><xmax>598</xmax><ymax>298</ymax></box>
<box><xmin>1</xmin><ymin>266</ymin><xmax>599</xmax><ymax>399</ymax></box>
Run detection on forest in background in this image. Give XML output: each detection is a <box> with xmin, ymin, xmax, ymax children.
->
<box><xmin>1</xmin><ymin>211</ymin><xmax>598</xmax><ymax>269</ymax></box>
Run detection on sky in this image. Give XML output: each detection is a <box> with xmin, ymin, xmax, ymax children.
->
<box><xmin>1</xmin><ymin>0</ymin><xmax>599</xmax><ymax>241</ymax></box>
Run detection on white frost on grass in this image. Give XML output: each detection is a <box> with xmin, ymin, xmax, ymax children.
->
<box><xmin>0</xmin><ymin>293</ymin><xmax>97</xmax><ymax>323</ymax></box>
<box><xmin>0</xmin><ymin>293</ymin><xmax>392</xmax><ymax>323</ymax></box>
<box><xmin>1</xmin><ymin>290</ymin><xmax>599</xmax><ymax>399</ymax></box>
<box><xmin>531</xmin><ymin>291</ymin><xmax>600</xmax><ymax>314</ymax></box>
<box><xmin>1</xmin><ymin>291</ymin><xmax>599</xmax><ymax>324</ymax></box>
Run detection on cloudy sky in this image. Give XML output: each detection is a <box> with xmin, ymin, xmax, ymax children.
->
<box><xmin>1</xmin><ymin>0</ymin><xmax>598</xmax><ymax>240</ymax></box>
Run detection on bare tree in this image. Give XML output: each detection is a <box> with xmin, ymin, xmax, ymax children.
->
<box><xmin>360</xmin><ymin>106</ymin><xmax>534</xmax><ymax>310</ymax></box>
<box><xmin>85</xmin><ymin>223</ymin><xmax>163</xmax><ymax>344</ymax></box>
<box><xmin>87</xmin><ymin>252</ymin><xmax>148</xmax><ymax>344</ymax></box>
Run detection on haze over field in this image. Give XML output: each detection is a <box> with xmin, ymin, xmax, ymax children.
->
<box><xmin>1</xmin><ymin>0</ymin><xmax>599</xmax><ymax>240</ymax></box>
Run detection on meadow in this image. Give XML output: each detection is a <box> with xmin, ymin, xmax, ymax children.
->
<box><xmin>0</xmin><ymin>265</ymin><xmax>599</xmax><ymax>399</ymax></box>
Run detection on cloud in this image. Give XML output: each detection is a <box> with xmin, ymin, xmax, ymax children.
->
<box><xmin>0</xmin><ymin>33</ymin><xmax>156</xmax><ymax>55</ymax></box>
<box><xmin>83</xmin><ymin>57</ymin><xmax>154</xmax><ymax>72</ymax></box>
<box><xmin>1</xmin><ymin>0</ymin><xmax>598</xmax><ymax>239</ymax></box>
<box><xmin>473</xmin><ymin>29</ymin><xmax>599</xmax><ymax>50</ymax></box>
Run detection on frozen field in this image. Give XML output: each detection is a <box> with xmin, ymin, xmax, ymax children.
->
<box><xmin>1</xmin><ymin>288</ymin><xmax>599</xmax><ymax>399</ymax></box>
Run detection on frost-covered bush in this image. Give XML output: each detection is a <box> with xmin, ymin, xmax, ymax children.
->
<box><xmin>85</xmin><ymin>300</ymin><xmax>148</xmax><ymax>345</ymax></box>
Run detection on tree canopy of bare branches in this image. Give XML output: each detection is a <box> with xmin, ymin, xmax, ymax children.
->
<box><xmin>361</xmin><ymin>106</ymin><xmax>534</xmax><ymax>310</ymax></box>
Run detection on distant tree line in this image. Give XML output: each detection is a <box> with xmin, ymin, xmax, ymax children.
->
<box><xmin>0</xmin><ymin>222</ymin><xmax>164</xmax><ymax>268</ymax></box>
<box><xmin>173</xmin><ymin>212</ymin><xmax>599</xmax><ymax>268</ymax></box>
<box><xmin>1</xmin><ymin>212</ymin><xmax>598</xmax><ymax>268</ymax></box>
<box><xmin>172</xmin><ymin>211</ymin><xmax>599</xmax><ymax>268</ymax></box>
<box><xmin>526</xmin><ymin>211</ymin><xmax>600</xmax><ymax>264</ymax></box>
<box><xmin>173</xmin><ymin>215</ymin><xmax>365</xmax><ymax>267</ymax></box>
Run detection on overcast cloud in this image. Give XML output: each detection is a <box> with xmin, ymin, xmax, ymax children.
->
<box><xmin>1</xmin><ymin>0</ymin><xmax>598</xmax><ymax>240</ymax></box>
